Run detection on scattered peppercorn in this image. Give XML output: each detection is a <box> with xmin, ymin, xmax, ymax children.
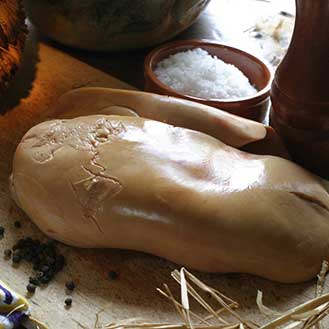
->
<box><xmin>10</xmin><ymin>237</ymin><xmax>66</xmax><ymax>287</ymax></box>
<box><xmin>4</xmin><ymin>249</ymin><xmax>12</xmax><ymax>258</ymax></box>
<box><xmin>29</xmin><ymin>277</ymin><xmax>40</xmax><ymax>286</ymax></box>
<box><xmin>14</xmin><ymin>220</ymin><xmax>22</xmax><ymax>228</ymax></box>
<box><xmin>0</xmin><ymin>226</ymin><xmax>4</xmax><ymax>238</ymax></box>
<box><xmin>65</xmin><ymin>281</ymin><xmax>76</xmax><ymax>291</ymax></box>
<box><xmin>40</xmin><ymin>276</ymin><xmax>51</xmax><ymax>284</ymax></box>
<box><xmin>12</xmin><ymin>253</ymin><xmax>21</xmax><ymax>264</ymax></box>
<box><xmin>108</xmin><ymin>271</ymin><xmax>118</xmax><ymax>280</ymax></box>
<box><xmin>41</xmin><ymin>265</ymin><xmax>49</xmax><ymax>273</ymax></box>
<box><xmin>64</xmin><ymin>297</ymin><xmax>72</xmax><ymax>307</ymax></box>
<box><xmin>26</xmin><ymin>283</ymin><xmax>36</xmax><ymax>294</ymax></box>
<box><xmin>35</xmin><ymin>271</ymin><xmax>44</xmax><ymax>279</ymax></box>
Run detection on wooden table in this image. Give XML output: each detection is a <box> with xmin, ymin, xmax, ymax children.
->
<box><xmin>3</xmin><ymin>1</ymin><xmax>326</xmax><ymax>329</ymax></box>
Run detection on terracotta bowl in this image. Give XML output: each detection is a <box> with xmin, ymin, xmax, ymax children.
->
<box><xmin>144</xmin><ymin>40</ymin><xmax>273</xmax><ymax>122</ymax></box>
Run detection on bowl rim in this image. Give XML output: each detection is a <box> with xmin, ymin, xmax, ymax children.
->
<box><xmin>144</xmin><ymin>39</ymin><xmax>274</xmax><ymax>105</ymax></box>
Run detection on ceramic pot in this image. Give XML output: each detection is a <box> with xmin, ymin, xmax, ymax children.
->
<box><xmin>23</xmin><ymin>0</ymin><xmax>210</xmax><ymax>51</ymax></box>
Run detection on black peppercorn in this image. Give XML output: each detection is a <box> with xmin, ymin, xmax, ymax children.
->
<box><xmin>14</xmin><ymin>221</ymin><xmax>21</xmax><ymax>228</ymax></box>
<box><xmin>35</xmin><ymin>271</ymin><xmax>44</xmax><ymax>279</ymax></box>
<box><xmin>65</xmin><ymin>281</ymin><xmax>76</xmax><ymax>291</ymax></box>
<box><xmin>40</xmin><ymin>276</ymin><xmax>51</xmax><ymax>284</ymax></box>
<box><xmin>12</xmin><ymin>254</ymin><xmax>21</xmax><ymax>264</ymax></box>
<box><xmin>23</xmin><ymin>253</ymin><xmax>33</xmax><ymax>262</ymax></box>
<box><xmin>10</xmin><ymin>237</ymin><xmax>66</xmax><ymax>287</ymax></box>
<box><xmin>29</xmin><ymin>277</ymin><xmax>40</xmax><ymax>286</ymax></box>
<box><xmin>64</xmin><ymin>297</ymin><xmax>72</xmax><ymax>306</ymax></box>
<box><xmin>41</xmin><ymin>265</ymin><xmax>49</xmax><ymax>273</ymax></box>
<box><xmin>26</xmin><ymin>283</ymin><xmax>36</xmax><ymax>294</ymax></box>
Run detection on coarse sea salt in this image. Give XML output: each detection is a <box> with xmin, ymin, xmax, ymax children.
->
<box><xmin>154</xmin><ymin>48</ymin><xmax>258</xmax><ymax>100</ymax></box>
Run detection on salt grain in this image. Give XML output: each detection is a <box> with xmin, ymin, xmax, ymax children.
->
<box><xmin>154</xmin><ymin>48</ymin><xmax>257</xmax><ymax>100</ymax></box>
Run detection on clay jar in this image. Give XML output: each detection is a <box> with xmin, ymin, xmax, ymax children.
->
<box><xmin>271</xmin><ymin>0</ymin><xmax>329</xmax><ymax>179</ymax></box>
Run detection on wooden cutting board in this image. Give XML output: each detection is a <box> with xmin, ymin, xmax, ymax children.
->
<box><xmin>0</xmin><ymin>31</ymin><xmax>325</xmax><ymax>329</ymax></box>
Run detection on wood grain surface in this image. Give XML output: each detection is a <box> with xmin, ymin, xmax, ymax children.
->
<box><xmin>0</xmin><ymin>10</ymin><xmax>328</xmax><ymax>329</ymax></box>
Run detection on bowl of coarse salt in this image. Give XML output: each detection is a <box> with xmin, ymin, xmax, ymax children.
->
<box><xmin>144</xmin><ymin>40</ymin><xmax>273</xmax><ymax>122</ymax></box>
